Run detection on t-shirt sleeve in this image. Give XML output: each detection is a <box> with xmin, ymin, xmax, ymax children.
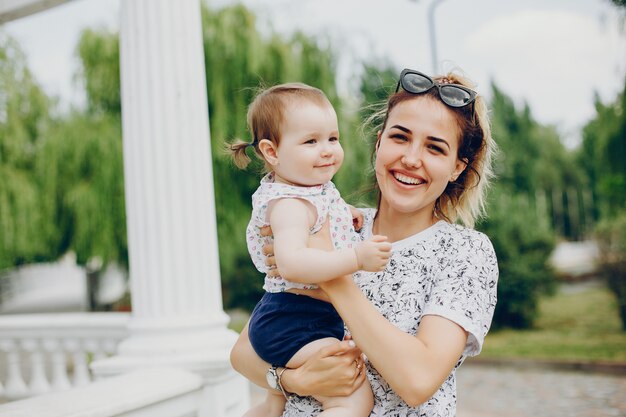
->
<box><xmin>422</xmin><ymin>231</ymin><xmax>499</xmax><ymax>356</ymax></box>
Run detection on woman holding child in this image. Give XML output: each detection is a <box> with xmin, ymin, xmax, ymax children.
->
<box><xmin>231</xmin><ymin>67</ymin><xmax>499</xmax><ymax>417</ymax></box>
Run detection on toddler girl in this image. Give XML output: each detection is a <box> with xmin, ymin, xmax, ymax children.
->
<box><xmin>228</xmin><ymin>83</ymin><xmax>391</xmax><ymax>417</ymax></box>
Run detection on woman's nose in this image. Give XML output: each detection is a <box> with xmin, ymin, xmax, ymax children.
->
<box><xmin>401</xmin><ymin>147</ymin><xmax>423</xmax><ymax>168</ymax></box>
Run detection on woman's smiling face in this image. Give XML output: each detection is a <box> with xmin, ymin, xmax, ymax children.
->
<box><xmin>375</xmin><ymin>96</ymin><xmax>467</xmax><ymax>219</ymax></box>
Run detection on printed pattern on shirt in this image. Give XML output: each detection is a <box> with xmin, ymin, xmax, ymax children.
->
<box><xmin>281</xmin><ymin>209</ymin><xmax>499</xmax><ymax>417</ymax></box>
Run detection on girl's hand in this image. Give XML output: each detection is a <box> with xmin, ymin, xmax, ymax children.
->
<box><xmin>281</xmin><ymin>340</ymin><xmax>367</xmax><ymax>397</ymax></box>
<box><xmin>354</xmin><ymin>235</ymin><xmax>392</xmax><ymax>272</ymax></box>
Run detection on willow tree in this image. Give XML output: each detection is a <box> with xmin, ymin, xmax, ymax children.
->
<box><xmin>0</xmin><ymin>35</ymin><xmax>54</xmax><ymax>270</ymax></box>
<box><xmin>27</xmin><ymin>28</ymin><xmax>127</xmax><ymax>270</ymax></box>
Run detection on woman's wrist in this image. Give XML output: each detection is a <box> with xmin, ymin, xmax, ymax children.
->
<box><xmin>318</xmin><ymin>274</ymin><xmax>353</xmax><ymax>293</ymax></box>
<box><xmin>280</xmin><ymin>367</ymin><xmax>306</xmax><ymax>396</ymax></box>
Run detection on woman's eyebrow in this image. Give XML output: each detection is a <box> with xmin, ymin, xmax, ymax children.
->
<box><xmin>429</xmin><ymin>136</ymin><xmax>451</xmax><ymax>149</ymax></box>
<box><xmin>389</xmin><ymin>124</ymin><xmax>411</xmax><ymax>134</ymax></box>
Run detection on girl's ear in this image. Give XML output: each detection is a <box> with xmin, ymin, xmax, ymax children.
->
<box><xmin>451</xmin><ymin>157</ymin><xmax>468</xmax><ymax>182</ymax></box>
<box><xmin>258</xmin><ymin>139</ymin><xmax>279</xmax><ymax>166</ymax></box>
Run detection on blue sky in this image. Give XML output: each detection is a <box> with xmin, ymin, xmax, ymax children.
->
<box><xmin>2</xmin><ymin>0</ymin><xmax>625</xmax><ymax>147</ymax></box>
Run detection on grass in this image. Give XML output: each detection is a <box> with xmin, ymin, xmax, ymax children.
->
<box><xmin>481</xmin><ymin>283</ymin><xmax>626</xmax><ymax>363</ymax></box>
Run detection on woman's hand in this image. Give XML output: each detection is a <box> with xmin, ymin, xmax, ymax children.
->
<box><xmin>281</xmin><ymin>339</ymin><xmax>367</xmax><ymax>397</ymax></box>
<box><xmin>348</xmin><ymin>205</ymin><xmax>364</xmax><ymax>231</ymax></box>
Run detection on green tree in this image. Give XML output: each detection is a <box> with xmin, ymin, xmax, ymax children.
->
<box><xmin>36</xmin><ymin>112</ymin><xmax>126</xmax><ymax>267</ymax></box>
<box><xmin>0</xmin><ymin>35</ymin><xmax>54</xmax><ymax>270</ymax></box>
<box><xmin>480</xmin><ymin>83</ymin><xmax>569</xmax><ymax>328</ymax></box>
<box><xmin>479</xmin><ymin>190</ymin><xmax>556</xmax><ymax>329</ymax></box>
<box><xmin>578</xmin><ymin>81</ymin><xmax>626</xmax><ymax>219</ymax></box>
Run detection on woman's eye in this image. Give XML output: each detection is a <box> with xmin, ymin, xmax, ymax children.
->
<box><xmin>390</xmin><ymin>134</ymin><xmax>408</xmax><ymax>142</ymax></box>
<box><xmin>428</xmin><ymin>144</ymin><xmax>445</xmax><ymax>154</ymax></box>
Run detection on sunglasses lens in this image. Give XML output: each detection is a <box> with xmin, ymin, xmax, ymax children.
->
<box><xmin>440</xmin><ymin>85</ymin><xmax>473</xmax><ymax>107</ymax></box>
<box><xmin>403</xmin><ymin>72</ymin><xmax>433</xmax><ymax>93</ymax></box>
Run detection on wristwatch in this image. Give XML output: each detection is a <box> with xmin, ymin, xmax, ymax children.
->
<box><xmin>266</xmin><ymin>365</ymin><xmax>289</xmax><ymax>399</ymax></box>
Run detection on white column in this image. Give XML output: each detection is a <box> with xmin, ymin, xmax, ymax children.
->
<box><xmin>92</xmin><ymin>3</ymin><xmax>247</xmax><ymax>413</ymax></box>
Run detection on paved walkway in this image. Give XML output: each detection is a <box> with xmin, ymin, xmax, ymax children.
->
<box><xmin>457</xmin><ymin>363</ymin><xmax>626</xmax><ymax>417</ymax></box>
<box><xmin>250</xmin><ymin>363</ymin><xmax>626</xmax><ymax>416</ymax></box>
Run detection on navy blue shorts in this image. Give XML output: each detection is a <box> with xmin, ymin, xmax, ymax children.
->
<box><xmin>248</xmin><ymin>292</ymin><xmax>345</xmax><ymax>367</ymax></box>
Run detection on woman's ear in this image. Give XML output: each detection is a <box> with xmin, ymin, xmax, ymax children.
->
<box><xmin>451</xmin><ymin>157</ymin><xmax>468</xmax><ymax>182</ymax></box>
<box><xmin>375</xmin><ymin>130</ymin><xmax>382</xmax><ymax>150</ymax></box>
<box><xmin>258</xmin><ymin>139</ymin><xmax>279</xmax><ymax>166</ymax></box>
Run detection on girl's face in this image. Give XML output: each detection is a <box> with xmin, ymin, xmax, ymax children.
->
<box><xmin>267</xmin><ymin>101</ymin><xmax>343</xmax><ymax>187</ymax></box>
<box><xmin>375</xmin><ymin>97</ymin><xmax>467</xmax><ymax>219</ymax></box>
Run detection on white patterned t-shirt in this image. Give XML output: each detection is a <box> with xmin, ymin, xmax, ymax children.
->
<box><xmin>246</xmin><ymin>172</ymin><xmax>359</xmax><ymax>293</ymax></box>
<box><xmin>282</xmin><ymin>208</ymin><xmax>499</xmax><ymax>417</ymax></box>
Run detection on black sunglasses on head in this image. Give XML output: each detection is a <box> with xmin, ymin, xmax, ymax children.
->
<box><xmin>395</xmin><ymin>68</ymin><xmax>477</xmax><ymax>109</ymax></box>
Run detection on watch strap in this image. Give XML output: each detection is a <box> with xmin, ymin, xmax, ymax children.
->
<box><xmin>276</xmin><ymin>366</ymin><xmax>290</xmax><ymax>400</ymax></box>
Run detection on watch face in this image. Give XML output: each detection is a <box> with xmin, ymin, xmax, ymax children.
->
<box><xmin>266</xmin><ymin>368</ymin><xmax>278</xmax><ymax>389</ymax></box>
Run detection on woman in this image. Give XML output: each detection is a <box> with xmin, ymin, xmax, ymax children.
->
<box><xmin>230</xmin><ymin>68</ymin><xmax>499</xmax><ymax>416</ymax></box>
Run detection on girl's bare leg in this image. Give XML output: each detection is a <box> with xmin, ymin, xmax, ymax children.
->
<box><xmin>287</xmin><ymin>338</ymin><xmax>373</xmax><ymax>417</ymax></box>
<box><xmin>243</xmin><ymin>389</ymin><xmax>285</xmax><ymax>417</ymax></box>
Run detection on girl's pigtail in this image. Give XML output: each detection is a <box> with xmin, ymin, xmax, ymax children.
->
<box><xmin>226</xmin><ymin>139</ymin><xmax>254</xmax><ymax>169</ymax></box>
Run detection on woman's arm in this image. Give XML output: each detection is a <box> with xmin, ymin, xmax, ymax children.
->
<box><xmin>320</xmin><ymin>276</ymin><xmax>467</xmax><ymax>407</ymax></box>
<box><xmin>230</xmin><ymin>321</ymin><xmax>367</xmax><ymax>397</ymax></box>
<box><xmin>308</xmin><ymin>220</ymin><xmax>467</xmax><ymax>407</ymax></box>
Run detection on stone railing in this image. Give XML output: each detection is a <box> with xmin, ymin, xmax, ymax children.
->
<box><xmin>0</xmin><ymin>367</ymin><xmax>204</xmax><ymax>417</ymax></box>
<box><xmin>0</xmin><ymin>312</ymin><xmax>130</xmax><ymax>401</ymax></box>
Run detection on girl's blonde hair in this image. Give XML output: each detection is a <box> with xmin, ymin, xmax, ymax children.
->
<box><xmin>227</xmin><ymin>82</ymin><xmax>331</xmax><ymax>169</ymax></box>
<box><xmin>372</xmin><ymin>70</ymin><xmax>497</xmax><ymax>228</ymax></box>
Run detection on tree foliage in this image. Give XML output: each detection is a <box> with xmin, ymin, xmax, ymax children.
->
<box><xmin>1</xmin><ymin>3</ymin><xmax>610</xmax><ymax>331</ymax></box>
<box><xmin>578</xmin><ymin>81</ymin><xmax>626</xmax><ymax>219</ymax></box>
<box><xmin>0</xmin><ymin>35</ymin><xmax>54</xmax><ymax>270</ymax></box>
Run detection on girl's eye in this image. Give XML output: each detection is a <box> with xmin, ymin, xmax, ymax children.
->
<box><xmin>304</xmin><ymin>139</ymin><xmax>317</xmax><ymax>144</ymax></box>
<box><xmin>329</xmin><ymin>136</ymin><xmax>339</xmax><ymax>142</ymax></box>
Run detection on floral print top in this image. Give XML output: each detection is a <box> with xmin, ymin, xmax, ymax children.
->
<box><xmin>282</xmin><ymin>208</ymin><xmax>499</xmax><ymax>417</ymax></box>
<box><xmin>246</xmin><ymin>172</ymin><xmax>359</xmax><ymax>293</ymax></box>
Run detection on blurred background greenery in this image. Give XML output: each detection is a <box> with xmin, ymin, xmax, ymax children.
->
<box><xmin>1</xmin><ymin>2</ymin><xmax>625</xmax><ymax>362</ymax></box>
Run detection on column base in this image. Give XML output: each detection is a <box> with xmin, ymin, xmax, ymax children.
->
<box><xmin>90</xmin><ymin>322</ymin><xmax>249</xmax><ymax>416</ymax></box>
<box><xmin>91</xmin><ymin>325</ymin><xmax>239</xmax><ymax>380</ymax></box>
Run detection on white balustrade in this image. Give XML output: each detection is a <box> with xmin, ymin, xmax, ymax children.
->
<box><xmin>0</xmin><ymin>367</ymin><xmax>203</xmax><ymax>417</ymax></box>
<box><xmin>0</xmin><ymin>312</ymin><xmax>129</xmax><ymax>401</ymax></box>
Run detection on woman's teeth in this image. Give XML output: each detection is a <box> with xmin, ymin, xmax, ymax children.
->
<box><xmin>394</xmin><ymin>172</ymin><xmax>423</xmax><ymax>185</ymax></box>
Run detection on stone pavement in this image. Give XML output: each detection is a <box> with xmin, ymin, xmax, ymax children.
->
<box><xmin>457</xmin><ymin>363</ymin><xmax>626</xmax><ymax>417</ymax></box>
<box><xmin>249</xmin><ymin>363</ymin><xmax>626</xmax><ymax>416</ymax></box>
